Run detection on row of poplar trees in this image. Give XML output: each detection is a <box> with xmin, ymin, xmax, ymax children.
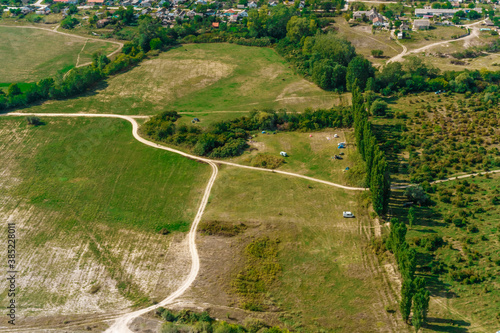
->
<box><xmin>387</xmin><ymin>218</ymin><xmax>430</xmax><ymax>332</ymax></box>
<box><xmin>351</xmin><ymin>86</ymin><xmax>390</xmax><ymax>215</ymax></box>
<box><xmin>352</xmin><ymin>85</ymin><xmax>430</xmax><ymax>331</ymax></box>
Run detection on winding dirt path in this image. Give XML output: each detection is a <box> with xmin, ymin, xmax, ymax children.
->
<box><xmin>2</xmin><ymin>112</ymin><xmax>497</xmax><ymax>331</ymax></box>
<box><xmin>5</xmin><ymin>113</ymin><xmax>368</xmax><ymax>191</ymax></box>
<box><xmin>388</xmin><ymin>20</ymin><xmax>485</xmax><ymax>63</ymax></box>
<box><xmin>2</xmin><ymin>111</ymin><xmax>367</xmax><ymax>332</ymax></box>
<box><xmin>391</xmin><ymin>169</ymin><xmax>500</xmax><ymax>190</ymax></box>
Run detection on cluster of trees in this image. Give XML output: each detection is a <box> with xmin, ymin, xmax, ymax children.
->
<box><xmin>143</xmin><ymin>111</ymin><xmax>248</xmax><ymax>158</ymax></box>
<box><xmin>61</xmin><ymin>16</ymin><xmax>80</xmax><ymax>29</ymax></box>
<box><xmin>122</xmin><ymin>16</ymin><xmax>177</xmax><ymax>53</ymax></box>
<box><xmin>276</xmin><ymin>32</ymin><xmax>375</xmax><ymax>92</ymax></box>
<box><xmin>386</xmin><ymin>218</ymin><xmax>430</xmax><ymax>332</ymax></box>
<box><xmin>0</xmin><ymin>51</ymin><xmax>144</xmax><ymax>111</ymax></box>
<box><xmin>352</xmin><ymin>86</ymin><xmax>390</xmax><ymax>215</ymax></box>
<box><xmin>370</xmin><ymin>56</ymin><xmax>500</xmax><ymax>95</ymax></box>
<box><xmin>143</xmin><ymin>108</ymin><xmax>353</xmax><ymax>158</ymax></box>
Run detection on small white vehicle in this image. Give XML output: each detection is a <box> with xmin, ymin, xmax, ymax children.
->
<box><xmin>343</xmin><ymin>211</ymin><xmax>355</xmax><ymax>218</ymax></box>
<box><xmin>280</xmin><ymin>151</ymin><xmax>288</xmax><ymax>157</ymax></box>
<box><xmin>334</xmin><ymin>134</ymin><xmax>339</xmax><ymax>138</ymax></box>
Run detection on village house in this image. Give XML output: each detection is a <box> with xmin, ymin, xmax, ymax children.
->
<box><xmin>415</xmin><ymin>8</ymin><xmax>482</xmax><ymax>17</ymax></box>
<box><xmin>96</xmin><ymin>18</ymin><xmax>111</xmax><ymax>28</ymax></box>
<box><xmin>88</xmin><ymin>0</ymin><xmax>105</xmax><ymax>5</ymax></box>
<box><xmin>353</xmin><ymin>8</ymin><xmax>379</xmax><ymax>21</ymax></box>
<box><xmin>53</xmin><ymin>0</ymin><xmax>78</xmax><ymax>4</ymax></box>
<box><xmin>413</xmin><ymin>19</ymin><xmax>430</xmax><ymax>30</ymax></box>
<box><xmin>248</xmin><ymin>1</ymin><xmax>257</xmax><ymax>8</ymax></box>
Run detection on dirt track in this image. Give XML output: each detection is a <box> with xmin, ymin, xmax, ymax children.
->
<box><xmin>388</xmin><ymin>20</ymin><xmax>486</xmax><ymax>63</ymax></box>
<box><xmin>2</xmin><ymin>112</ymin><xmax>497</xmax><ymax>332</ymax></box>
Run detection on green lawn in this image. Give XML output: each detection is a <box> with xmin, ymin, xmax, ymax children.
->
<box><xmin>0</xmin><ymin>116</ymin><xmax>210</xmax><ymax>324</ymax></box>
<box><xmin>199</xmin><ymin>166</ymin><xmax>404</xmax><ymax>332</ymax></box>
<box><xmin>0</xmin><ymin>25</ymin><xmax>118</xmax><ymax>84</ymax></box>
<box><xmin>12</xmin><ymin>43</ymin><xmax>344</xmax><ymax>115</ymax></box>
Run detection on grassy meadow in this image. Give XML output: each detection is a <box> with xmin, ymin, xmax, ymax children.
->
<box><xmin>400</xmin><ymin>26</ymin><xmax>466</xmax><ymax>51</ymax></box>
<box><xmin>0</xmin><ymin>116</ymin><xmax>210</xmax><ymax>324</ymax></box>
<box><xmin>0</xmin><ymin>26</ymin><xmax>118</xmax><ymax>84</ymax></box>
<box><xmin>229</xmin><ymin>129</ymin><xmax>366</xmax><ymax>187</ymax></box>
<box><xmin>12</xmin><ymin>43</ymin><xmax>344</xmax><ymax>115</ymax></box>
<box><xmin>193</xmin><ymin>166</ymin><xmax>405</xmax><ymax>332</ymax></box>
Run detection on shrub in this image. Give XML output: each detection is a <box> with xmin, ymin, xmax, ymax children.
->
<box><xmin>251</xmin><ymin>154</ymin><xmax>285</xmax><ymax>169</ymax></box>
<box><xmin>60</xmin><ymin>16</ymin><xmax>79</xmax><ymax>29</ymax></box>
<box><xmin>198</xmin><ymin>221</ymin><xmax>247</xmax><ymax>237</ymax></box>
<box><xmin>419</xmin><ymin>234</ymin><xmax>445</xmax><ymax>251</ymax></box>
<box><xmin>404</xmin><ymin>186</ymin><xmax>431</xmax><ymax>206</ymax></box>
<box><xmin>371</xmin><ymin>49</ymin><xmax>384</xmax><ymax>58</ymax></box>
<box><xmin>371</xmin><ymin>100</ymin><xmax>388</xmax><ymax>116</ymax></box>
<box><xmin>26</xmin><ymin>116</ymin><xmax>42</xmax><ymax>126</ymax></box>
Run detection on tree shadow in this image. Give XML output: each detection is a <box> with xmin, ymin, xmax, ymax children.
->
<box><xmin>424</xmin><ymin>317</ymin><xmax>471</xmax><ymax>332</ymax></box>
<box><xmin>371</xmin><ymin>122</ymin><xmax>405</xmax><ymax>174</ymax></box>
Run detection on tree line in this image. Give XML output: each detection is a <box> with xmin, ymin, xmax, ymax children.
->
<box><xmin>351</xmin><ymin>85</ymin><xmax>390</xmax><ymax>215</ymax></box>
<box><xmin>142</xmin><ymin>108</ymin><xmax>353</xmax><ymax>159</ymax></box>
<box><xmin>0</xmin><ymin>51</ymin><xmax>144</xmax><ymax>111</ymax></box>
<box><xmin>386</xmin><ymin>218</ymin><xmax>430</xmax><ymax>332</ymax></box>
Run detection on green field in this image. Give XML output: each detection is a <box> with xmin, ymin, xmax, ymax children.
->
<box><xmin>194</xmin><ymin>166</ymin><xmax>405</xmax><ymax>332</ymax></box>
<box><xmin>0</xmin><ymin>116</ymin><xmax>210</xmax><ymax>325</ymax></box>
<box><xmin>0</xmin><ymin>26</ymin><xmax>118</xmax><ymax>84</ymax></box>
<box><xmin>230</xmin><ymin>129</ymin><xmax>366</xmax><ymax>186</ymax></box>
<box><xmin>13</xmin><ymin>43</ymin><xmax>343</xmax><ymax>115</ymax></box>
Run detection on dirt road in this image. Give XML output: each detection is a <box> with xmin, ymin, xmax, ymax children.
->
<box><xmin>388</xmin><ymin>20</ymin><xmax>485</xmax><ymax>63</ymax></box>
<box><xmin>2</xmin><ymin>111</ymin><xmax>367</xmax><ymax>332</ymax></box>
<box><xmin>0</xmin><ymin>25</ymin><xmax>123</xmax><ymax>64</ymax></box>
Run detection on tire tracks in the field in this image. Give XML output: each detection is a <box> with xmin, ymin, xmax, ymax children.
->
<box><xmin>0</xmin><ymin>25</ymin><xmax>123</xmax><ymax>66</ymax></box>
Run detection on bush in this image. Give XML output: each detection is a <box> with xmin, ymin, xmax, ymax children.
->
<box><xmin>371</xmin><ymin>100</ymin><xmax>388</xmax><ymax>116</ymax></box>
<box><xmin>198</xmin><ymin>221</ymin><xmax>247</xmax><ymax>237</ymax></box>
<box><xmin>404</xmin><ymin>186</ymin><xmax>431</xmax><ymax>206</ymax></box>
<box><xmin>419</xmin><ymin>234</ymin><xmax>444</xmax><ymax>251</ymax></box>
<box><xmin>371</xmin><ymin>49</ymin><xmax>384</xmax><ymax>58</ymax></box>
<box><xmin>26</xmin><ymin>116</ymin><xmax>42</xmax><ymax>126</ymax></box>
<box><xmin>251</xmin><ymin>154</ymin><xmax>285</xmax><ymax>169</ymax></box>
<box><xmin>60</xmin><ymin>16</ymin><xmax>79</xmax><ymax>29</ymax></box>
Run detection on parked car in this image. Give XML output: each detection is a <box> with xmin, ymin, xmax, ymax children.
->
<box><xmin>343</xmin><ymin>211</ymin><xmax>355</xmax><ymax>218</ymax></box>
